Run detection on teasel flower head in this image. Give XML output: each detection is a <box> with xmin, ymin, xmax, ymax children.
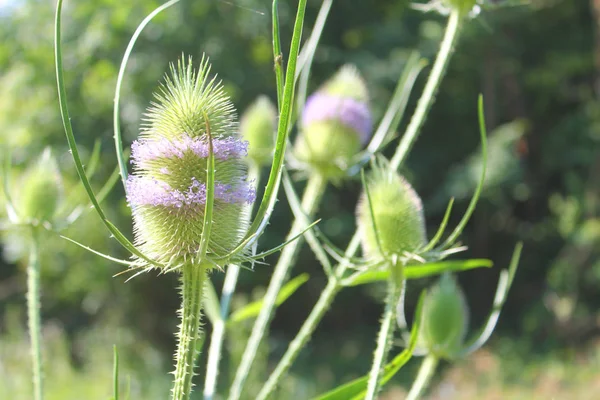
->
<box><xmin>356</xmin><ymin>163</ymin><xmax>426</xmax><ymax>261</ymax></box>
<box><xmin>126</xmin><ymin>56</ymin><xmax>255</xmax><ymax>268</ymax></box>
<box><xmin>295</xmin><ymin>65</ymin><xmax>373</xmax><ymax>179</ymax></box>
<box><xmin>16</xmin><ymin>148</ymin><xmax>63</xmax><ymax>225</ymax></box>
<box><xmin>240</xmin><ymin>95</ymin><xmax>277</xmax><ymax>168</ymax></box>
<box><xmin>417</xmin><ymin>274</ymin><xmax>469</xmax><ymax>359</ymax></box>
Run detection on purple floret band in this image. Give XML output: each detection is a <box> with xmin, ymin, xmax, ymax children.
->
<box><xmin>301</xmin><ymin>93</ymin><xmax>373</xmax><ymax>144</ymax></box>
<box><xmin>131</xmin><ymin>134</ymin><xmax>248</xmax><ymax>165</ymax></box>
<box><xmin>126</xmin><ymin>175</ymin><xmax>255</xmax><ymax>208</ymax></box>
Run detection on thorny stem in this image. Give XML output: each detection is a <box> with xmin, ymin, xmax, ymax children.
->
<box><xmin>171</xmin><ymin>262</ymin><xmax>209</xmax><ymax>400</ymax></box>
<box><xmin>203</xmin><ymin>165</ymin><xmax>261</xmax><ymax>400</ymax></box>
<box><xmin>257</xmin><ymin>11</ymin><xmax>465</xmax><ymax>395</ymax></box>
<box><xmin>405</xmin><ymin>355</ymin><xmax>439</xmax><ymax>400</ymax></box>
<box><xmin>228</xmin><ymin>173</ymin><xmax>327</xmax><ymax>400</ymax></box>
<box><xmin>365</xmin><ymin>266</ymin><xmax>403</xmax><ymax>400</ymax></box>
<box><xmin>27</xmin><ymin>226</ymin><xmax>43</xmax><ymax>400</ymax></box>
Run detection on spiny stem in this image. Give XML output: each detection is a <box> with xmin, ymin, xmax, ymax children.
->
<box><xmin>203</xmin><ymin>165</ymin><xmax>261</xmax><ymax>400</ymax></box>
<box><xmin>405</xmin><ymin>355</ymin><xmax>439</xmax><ymax>400</ymax></box>
<box><xmin>390</xmin><ymin>9</ymin><xmax>463</xmax><ymax>170</ymax></box>
<box><xmin>171</xmin><ymin>262</ymin><xmax>209</xmax><ymax>400</ymax></box>
<box><xmin>27</xmin><ymin>226</ymin><xmax>43</xmax><ymax>400</ymax></box>
<box><xmin>228</xmin><ymin>173</ymin><xmax>327</xmax><ymax>400</ymax></box>
<box><xmin>365</xmin><ymin>265</ymin><xmax>403</xmax><ymax>399</ymax></box>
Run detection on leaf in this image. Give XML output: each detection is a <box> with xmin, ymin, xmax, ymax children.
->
<box><xmin>342</xmin><ymin>259</ymin><xmax>493</xmax><ymax>287</ymax></box>
<box><xmin>228</xmin><ymin>273</ymin><xmax>309</xmax><ymax>324</ymax></box>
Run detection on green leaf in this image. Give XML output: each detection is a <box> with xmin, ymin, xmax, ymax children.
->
<box><xmin>314</xmin><ymin>291</ymin><xmax>426</xmax><ymax>400</ymax></box>
<box><xmin>228</xmin><ymin>273</ymin><xmax>309</xmax><ymax>324</ymax></box>
<box><xmin>342</xmin><ymin>259</ymin><xmax>493</xmax><ymax>287</ymax></box>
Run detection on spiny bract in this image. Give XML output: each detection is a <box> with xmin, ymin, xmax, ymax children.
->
<box><xmin>126</xmin><ymin>56</ymin><xmax>255</xmax><ymax>268</ymax></box>
<box><xmin>357</xmin><ymin>165</ymin><xmax>426</xmax><ymax>260</ymax></box>
<box><xmin>295</xmin><ymin>65</ymin><xmax>372</xmax><ymax>179</ymax></box>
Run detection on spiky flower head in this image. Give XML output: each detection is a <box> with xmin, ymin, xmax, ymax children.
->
<box><xmin>295</xmin><ymin>65</ymin><xmax>373</xmax><ymax>179</ymax></box>
<box><xmin>357</xmin><ymin>165</ymin><xmax>426</xmax><ymax>260</ymax></box>
<box><xmin>126</xmin><ymin>56</ymin><xmax>255</xmax><ymax>267</ymax></box>
<box><xmin>417</xmin><ymin>274</ymin><xmax>469</xmax><ymax>359</ymax></box>
<box><xmin>16</xmin><ymin>148</ymin><xmax>62</xmax><ymax>224</ymax></box>
<box><xmin>240</xmin><ymin>95</ymin><xmax>277</xmax><ymax>168</ymax></box>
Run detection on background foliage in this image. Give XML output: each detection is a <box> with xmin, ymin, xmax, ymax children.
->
<box><xmin>1</xmin><ymin>0</ymin><xmax>598</xmax><ymax>398</ymax></box>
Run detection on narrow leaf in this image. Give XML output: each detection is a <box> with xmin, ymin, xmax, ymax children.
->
<box><xmin>343</xmin><ymin>259</ymin><xmax>493</xmax><ymax>287</ymax></box>
<box><xmin>229</xmin><ymin>273</ymin><xmax>309</xmax><ymax>324</ymax></box>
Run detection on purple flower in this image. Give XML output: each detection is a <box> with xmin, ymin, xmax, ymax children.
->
<box><xmin>126</xmin><ymin>175</ymin><xmax>255</xmax><ymax>208</ymax></box>
<box><xmin>301</xmin><ymin>93</ymin><xmax>373</xmax><ymax>144</ymax></box>
<box><xmin>131</xmin><ymin>134</ymin><xmax>249</xmax><ymax>167</ymax></box>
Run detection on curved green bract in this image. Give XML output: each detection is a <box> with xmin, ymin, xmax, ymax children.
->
<box><xmin>441</xmin><ymin>94</ymin><xmax>488</xmax><ymax>248</ymax></box>
<box><xmin>225</xmin><ymin>0</ymin><xmax>309</xmax><ymax>259</ymax></box>
<box><xmin>54</xmin><ymin>0</ymin><xmax>162</xmax><ymax>268</ymax></box>
<box><xmin>114</xmin><ymin>0</ymin><xmax>180</xmax><ymax>191</ymax></box>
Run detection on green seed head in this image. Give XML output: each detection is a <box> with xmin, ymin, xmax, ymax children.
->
<box><xmin>17</xmin><ymin>148</ymin><xmax>62</xmax><ymax>224</ymax></box>
<box><xmin>126</xmin><ymin>56</ymin><xmax>255</xmax><ymax>268</ymax></box>
<box><xmin>240</xmin><ymin>95</ymin><xmax>277</xmax><ymax>168</ymax></box>
<box><xmin>418</xmin><ymin>274</ymin><xmax>469</xmax><ymax>359</ymax></box>
<box><xmin>294</xmin><ymin>65</ymin><xmax>373</xmax><ymax>180</ymax></box>
<box><xmin>357</xmin><ymin>166</ymin><xmax>426</xmax><ymax>259</ymax></box>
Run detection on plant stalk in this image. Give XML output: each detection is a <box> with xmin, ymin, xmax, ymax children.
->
<box><xmin>390</xmin><ymin>9</ymin><xmax>463</xmax><ymax>170</ymax></box>
<box><xmin>203</xmin><ymin>165</ymin><xmax>261</xmax><ymax>400</ymax></box>
<box><xmin>228</xmin><ymin>173</ymin><xmax>327</xmax><ymax>400</ymax></box>
<box><xmin>171</xmin><ymin>262</ymin><xmax>209</xmax><ymax>400</ymax></box>
<box><xmin>405</xmin><ymin>355</ymin><xmax>439</xmax><ymax>400</ymax></box>
<box><xmin>365</xmin><ymin>265</ymin><xmax>403</xmax><ymax>400</ymax></box>
<box><xmin>27</xmin><ymin>226</ymin><xmax>43</xmax><ymax>400</ymax></box>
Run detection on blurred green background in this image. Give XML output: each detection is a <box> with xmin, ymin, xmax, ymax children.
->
<box><xmin>1</xmin><ymin>0</ymin><xmax>599</xmax><ymax>398</ymax></box>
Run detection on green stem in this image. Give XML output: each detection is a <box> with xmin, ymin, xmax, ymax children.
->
<box><xmin>405</xmin><ymin>355</ymin><xmax>439</xmax><ymax>400</ymax></box>
<box><xmin>390</xmin><ymin>9</ymin><xmax>463</xmax><ymax>171</ymax></box>
<box><xmin>171</xmin><ymin>262</ymin><xmax>209</xmax><ymax>400</ymax></box>
<box><xmin>365</xmin><ymin>266</ymin><xmax>403</xmax><ymax>400</ymax></box>
<box><xmin>256</xmin><ymin>278</ymin><xmax>336</xmax><ymax>400</ymax></box>
<box><xmin>228</xmin><ymin>173</ymin><xmax>327</xmax><ymax>400</ymax></box>
<box><xmin>203</xmin><ymin>166</ymin><xmax>261</xmax><ymax>400</ymax></box>
<box><xmin>255</xmin><ymin>12</ymin><xmax>464</xmax><ymax>396</ymax></box>
<box><xmin>27</xmin><ymin>226</ymin><xmax>43</xmax><ymax>400</ymax></box>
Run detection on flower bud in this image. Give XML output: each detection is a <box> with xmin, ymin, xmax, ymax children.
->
<box><xmin>126</xmin><ymin>57</ymin><xmax>255</xmax><ymax>266</ymax></box>
<box><xmin>443</xmin><ymin>0</ymin><xmax>477</xmax><ymax>14</ymax></box>
<box><xmin>417</xmin><ymin>274</ymin><xmax>469</xmax><ymax>359</ymax></box>
<box><xmin>16</xmin><ymin>148</ymin><xmax>62</xmax><ymax>223</ymax></box>
<box><xmin>294</xmin><ymin>65</ymin><xmax>372</xmax><ymax>179</ymax></box>
<box><xmin>356</xmin><ymin>167</ymin><xmax>426</xmax><ymax>259</ymax></box>
<box><xmin>240</xmin><ymin>95</ymin><xmax>277</xmax><ymax>168</ymax></box>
